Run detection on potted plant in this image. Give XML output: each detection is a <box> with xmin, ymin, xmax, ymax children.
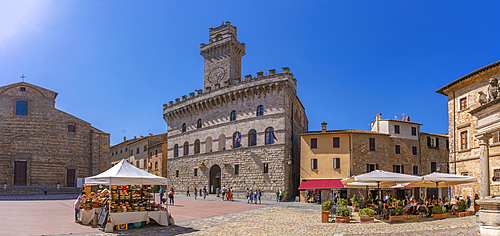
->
<box><xmin>432</xmin><ymin>206</ymin><xmax>447</xmax><ymax>219</ymax></box>
<box><xmin>389</xmin><ymin>206</ymin><xmax>404</xmax><ymax>223</ymax></box>
<box><xmin>457</xmin><ymin>200</ymin><xmax>469</xmax><ymax>217</ymax></box>
<box><xmin>359</xmin><ymin>208</ymin><xmax>375</xmax><ymax>223</ymax></box>
<box><xmin>354</xmin><ymin>201</ymin><xmax>361</xmax><ymax>212</ymax></box>
<box><xmin>335</xmin><ymin>198</ymin><xmax>351</xmax><ymax>223</ymax></box>
<box><xmin>321</xmin><ymin>200</ymin><xmax>334</xmax><ymax>223</ymax></box>
<box><xmin>351</xmin><ymin>194</ymin><xmax>358</xmax><ymax>208</ymax></box>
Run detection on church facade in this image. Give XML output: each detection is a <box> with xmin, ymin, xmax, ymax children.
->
<box><xmin>163</xmin><ymin>22</ymin><xmax>308</xmax><ymax>200</ymax></box>
<box><xmin>0</xmin><ymin>82</ymin><xmax>110</xmax><ymax>187</ymax></box>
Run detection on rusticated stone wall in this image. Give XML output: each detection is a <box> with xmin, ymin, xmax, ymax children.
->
<box><xmin>0</xmin><ymin>82</ymin><xmax>110</xmax><ymax>187</ymax></box>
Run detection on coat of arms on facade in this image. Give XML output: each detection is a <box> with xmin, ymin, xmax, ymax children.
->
<box><xmin>479</xmin><ymin>77</ymin><xmax>500</xmax><ymax>105</ymax></box>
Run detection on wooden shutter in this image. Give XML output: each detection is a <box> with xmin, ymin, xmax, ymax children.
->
<box><xmin>376</xmin><ymin>164</ymin><xmax>379</xmax><ymax>170</ymax></box>
<box><xmin>401</xmin><ymin>165</ymin><xmax>404</xmax><ymax>174</ymax></box>
<box><xmin>427</xmin><ymin>137</ymin><xmax>431</xmax><ymax>146</ymax></box>
<box><xmin>366</xmin><ymin>164</ymin><xmax>370</xmax><ymax>173</ymax></box>
<box><xmin>436</xmin><ymin>138</ymin><xmax>439</xmax><ymax>148</ymax></box>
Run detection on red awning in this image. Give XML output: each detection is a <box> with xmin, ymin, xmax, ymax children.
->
<box><xmin>298</xmin><ymin>179</ymin><xmax>345</xmax><ymax>191</ymax></box>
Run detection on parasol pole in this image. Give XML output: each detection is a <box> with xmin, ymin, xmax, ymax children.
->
<box><xmin>378</xmin><ymin>181</ymin><xmax>381</xmax><ymax>218</ymax></box>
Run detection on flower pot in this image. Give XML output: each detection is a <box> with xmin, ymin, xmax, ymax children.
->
<box><xmin>474</xmin><ymin>205</ymin><xmax>480</xmax><ymax>213</ymax></box>
<box><xmin>354</xmin><ymin>208</ymin><xmax>359</xmax><ymax>212</ymax></box>
<box><xmin>389</xmin><ymin>215</ymin><xmax>404</xmax><ymax>223</ymax></box>
<box><xmin>321</xmin><ymin>210</ymin><xmax>330</xmax><ymax>223</ymax></box>
<box><xmin>458</xmin><ymin>211</ymin><xmax>470</xmax><ymax>217</ymax></box>
<box><xmin>359</xmin><ymin>216</ymin><xmax>374</xmax><ymax>223</ymax></box>
<box><xmin>335</xmin><ymin>215</ymin><xmax>350</xmax><ymax>223</ymax></box>
<box><xmin>433</xmin><ymin>213</ymin><xmax>446</xmax><ymax>220</ymax></box>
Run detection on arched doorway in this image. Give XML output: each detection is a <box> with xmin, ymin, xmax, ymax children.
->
<box><xmin>209</xmin><ymin>165</ymin><xmax>221</xmax><ymax>194</ymax></box>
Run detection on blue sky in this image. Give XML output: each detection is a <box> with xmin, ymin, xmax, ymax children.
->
<box><xmin>1</xmin><ymin>1</ymin><xmax>500</xmax><ymax>145</ymax></box>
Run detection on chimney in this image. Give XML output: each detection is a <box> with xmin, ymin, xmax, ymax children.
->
<box><xmin>123</xmin><ymin>137</ymin><xmax>126</xmax><ymax>142</ymax></box>
<box><xmin>321</xmin><ymin>122</ymin><xmax>327</xmax><ymax>133</ymax></box>
<box><xmin>134</xmin><ymin>136</ymin><xmax>137</xmax><ymax>139</ymax></box>
<box><xmin>376</xmin><ymin>113</ymin><xmax>382</xmax><ymax>120</ymax></box>
<box><xmin>140</xmin><ymin>135</ymin><xmax>143</xmax><ymax>138</ymax></box>
<box><xmin>149</xmin><ymin>133</ymin><xmax>153</xmax><ymax>136</ymax></box>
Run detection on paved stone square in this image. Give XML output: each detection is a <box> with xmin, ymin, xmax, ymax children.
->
<box><xmin>0</xmin><ymin>195</ymin><xmax>481</xmax><ymax>236</ymax></box>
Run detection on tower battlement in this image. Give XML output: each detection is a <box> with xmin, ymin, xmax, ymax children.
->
<box><xmin>163</xmin><ymin>67</ymin><xmax>295</xmax><ymax>111</ymax></box>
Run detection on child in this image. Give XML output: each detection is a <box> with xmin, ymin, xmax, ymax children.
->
<box><xmin>194</xmin><ymin>187</ymin><xmax>198</xmax><ymax>200</ymax></box>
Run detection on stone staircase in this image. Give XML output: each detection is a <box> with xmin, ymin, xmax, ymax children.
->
<box><xmin>0</xmin><ymin>186</ymin><xmax>83</xmax><ymax>197</ymax></box>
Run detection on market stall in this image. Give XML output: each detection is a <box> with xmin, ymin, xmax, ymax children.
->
<box><xmin>82</xmin><ymin>159</ymin><xmax>170</xmax><ymax>231</ymax></box>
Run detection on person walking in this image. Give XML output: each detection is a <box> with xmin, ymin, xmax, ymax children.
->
<box><xmin>194</xmin><ymin>187</ymin><xmax>198</xmax><ymax>200</ymax></box>
<box><xmin>73</xmin><ymin>191</ymin><xmax>86</xmax><ymax>223</ymax></box>
<box><xmin>247</xmin><ymin>188</ymin><xmax>251</xmax><ymax>203</ymax></box>
<box><xmin>159</xmin><ymin>186</ymin><xmax>165</xmax><ymax>204</ymax></box>
<box><xmin>221</xmin><ymin>185</ymin><xmax>226</xmax><ymax>201</ymax></box>
<box><xmin>203</xmin><ymin>186</ymin><xmax>207</xmax><ymax>200</ymax></box>
<box><xmin>230</xmin><ymin>187</ymin><xmax>234</xmax><ymax>201</ymax></box>
<box><xmin>187</xmin><ymin>186</ymin><xmax>190</xmax><ymax>197</ymax></box>
<box><xmin>258</xmin><ymin>189</ymin><xmax>262</xmax><ymax>204</ymax></box>
<box><xmin>279</xmin><ymin>189</ymin><xmax>283</xmax><ymax>202</ymax></box>
<box><xmin>276</xmin><ymin>189</ymin><xmax>280</xmax><ymax>202</ymax></box>
<box><xmin>168</xmin><ymin>188</ymin><xmax>175</xmax><ymax>205</ymax></box>
<box><xmin>253</xmin><ymin>190</ymin><xmax>258</xmax><ymax>204</ymax></box>
<box><xmin>44</xmin><ymin>186</ymin><xmax>48</xmax><ymax>195</ymax></box>
<box><xmin>249</xmin><ymin>189</ymin><xmax>254</xmax><ymax>203</ymax></box>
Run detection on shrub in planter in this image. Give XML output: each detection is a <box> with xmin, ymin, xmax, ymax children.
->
<box><xmin>321</xmin><ymin>200</ymin><xmax>334</xmax><ymax>223</ymax></box>
<box><xmin>457</xmin><ymin>200</ymin><xmax>468</xmax><ymax>213</ymax></box>
<box><xmin>351</xmin><ymin>195</ymin><xmax>358</xmax><ymax>207</ymax></box>
<box><xmin>335</xmin><ymin>199</ymin><xmax>351</xmax><ymax>223</ymax></box>
<box><xmin>359</xmin><ymin>208</ymin><xmax>375</xmax><ymax>223</ymax></box>
<box><xmin>389</xmin><ymin>207</ymin><xmax>404</xmax><ymax>223</ymax></box>
<box><xmin>432</xmin><ymin>206</ymin><xmax>447</xmax><ymax>219</ymax></box>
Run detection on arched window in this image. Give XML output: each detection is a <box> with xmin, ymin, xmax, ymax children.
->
<box><xmin>218</xmin><ymin>134</ymin><xmax>226</xmax><ymax>151</ymax></box>
<box><xmin>248</xmin><ymin>129</ymin><xmax>257</xmax><ymax>146</ymax></box>
<box><xmin>174</xmin><ymin>144</ymin><xmax>179</xmax><ymax>157</ymax></box>
<box><xmin>155</xmin><ymin>161</ymin><xmax>158</xmax><ymax>170</ymax></box>
<box><xmin>265</xmin><ymin>127</ymin><xmax>275</xmax><ymax>145</ymax></box>
<box><xmin>182</xmin><ymin>123</ymin><xmax>186</xmax><ymax>132</ymax></box>
<box><xmin>233</xmin><ymin>132</ymin><xmax>241</xmax><ymax>148</ymax></box>
<box><xmin>183</xmin><ymin>142</ymin><xmax>189</xmax><ymax>156</ymax></box>
<box><xmin>256</xmin><ymin>105</ymin><xmax>264</xmax><ymax>116</ymax></box>
<box><xmin>206</xmin><ymin>137</ymin><xmax>212</xmax><ymax>153</ymax></box>
<box><xmin>197</xmin><ymin>119</ymin><xmax>202</xmax><ymax>129</ymax></box>
<box><xmin>230</xmin><ymin>110</ymin><xmax>236</xmax><ymax>121</ymax></box>
<box><xmin>194</xmin><ymin>139</ymin><xmax>200</xmax><ymax>154</ymax></box>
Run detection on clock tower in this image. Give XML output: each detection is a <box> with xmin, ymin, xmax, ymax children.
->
<box><xmin>200</xmin><ymin>22</ymin><xmax>245</xmax><ymax>91</ymax></box>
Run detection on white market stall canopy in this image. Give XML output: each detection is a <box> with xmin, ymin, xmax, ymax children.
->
<box><xmin>85</xmin><ymin>159</ymin><xmax>168</xmax><ymax>185</ymax></box>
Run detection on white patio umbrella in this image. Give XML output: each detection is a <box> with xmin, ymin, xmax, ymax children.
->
<box><xmin>406</xmin><ymin>172</ymin><xmax>477</xmax><ymax>189</ymax></box>
<box><xmin>341</xmin><ymin>170</ymin><xmax>423</xmax><ymax>215</ymax></box>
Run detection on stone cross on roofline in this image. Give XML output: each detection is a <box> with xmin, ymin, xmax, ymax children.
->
<box><xmin>20</xmin><ymin>74</ymin><xmax>26</xmax><ymax>82</ymax></box>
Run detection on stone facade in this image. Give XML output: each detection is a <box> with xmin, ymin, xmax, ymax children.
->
<box><xmin>300</xmin><ymin>115</ymin><xmax>449</xmax><ymax>201</ymax></box>
<box><xmin>436</xmin><ymin>60</ymin><xmax>500</xmax><ymax>198</ymax></box>
<box><xmin>163</xmin><ymin>23</ymin><xmax>308</xmax><ymax>200</ymax></box>
<box><xmin>110</xmin><ymin>133</ymin><xmax>167</xmax><ymax>176</ymax></box>
<box><xmin>0</xmin><ymin>82</ymin><xmax>110</xmax><ymax>187</ymax></box>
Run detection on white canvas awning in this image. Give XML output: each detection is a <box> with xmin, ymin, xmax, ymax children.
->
<box><xmin>341</xmin><ymin>170</ymin><xmax>423</xmax><ymax>187</ymax></box>
<box><xmin>406</xmin><ymin>172</ymin><xmax>477</xmax><ymax>188</ymax></box>
<box><xmin>85</xmin><ymin>159</ymin><xmax>168</xmax><ymax>185</ymax></box>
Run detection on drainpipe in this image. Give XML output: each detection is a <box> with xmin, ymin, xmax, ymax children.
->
<box><xmin>449</xmin><ymin>88</ymin><xmax>457</xmax><ymax>198</ymax></box>
<box><xmin>349</xmin><ymin>133</ymin><xmax>352</xmax><ymax>177</ymax></box>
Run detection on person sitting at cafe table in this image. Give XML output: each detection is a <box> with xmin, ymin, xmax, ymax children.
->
<box><xmin>403</xmin><ymin>200</ymin><xmax>413</xmax><ymax>214</ymax></box>
<box><xmin>417</xmin><ymin>199</ymin><xmax>430</xmax><ymax>217</ymax></box>
<box><xmin>361</xmin><ymin>198</ymin><xmax>368</xmax><ymax>209</ymax></box>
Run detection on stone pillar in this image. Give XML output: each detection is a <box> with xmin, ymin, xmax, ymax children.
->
<box><xmin>477</xmin><ymin>197</ymin><xmax>500</xmax><ymax>235</ymax></box>
<box><xmin>476</xmin><ymin>133</ymin><xmax>492</xmax><ymax>198</ymax></box>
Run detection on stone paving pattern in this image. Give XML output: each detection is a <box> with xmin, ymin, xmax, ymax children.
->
<box><xmin>72</xmin><ymin>207</ymin><xmax>479</xmax><ymax>236</ymax></box>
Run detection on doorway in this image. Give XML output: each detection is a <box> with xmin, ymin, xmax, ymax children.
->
<box><xmin>67</xmin><ymin>169</ymin><xmax>76</xmax><ymax>187</ymax></box>
<box><xmin>209</xmin><ymin>165</ymin><xmax>221</xmax><ymax>194</ymax></box>
<box><xmin>427</xmin><ymin>188</ymin><xmax>438</xmax><ymax>199</ymax></box>
<box><xmin>14</xmin><ymin>161</ymin><xmax>27</xmax><ymax>186</ymax></box>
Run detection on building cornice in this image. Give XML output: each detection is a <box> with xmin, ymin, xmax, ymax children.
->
<box><xmin>436</xmin><ymin>60</ymin><xmax>500</xmax><ymax>95</ymax></box>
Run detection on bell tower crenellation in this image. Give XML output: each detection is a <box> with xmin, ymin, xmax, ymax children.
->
<box><xmin>200</xmin><ymin>21</ymin><xmax>245</xmax><ymax>92</ymax></box>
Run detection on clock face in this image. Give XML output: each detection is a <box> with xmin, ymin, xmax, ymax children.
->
<box><xmin>209</xmin><ymin>68</ymin><xmax>225</xmax><ymax>83</ymax></box>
